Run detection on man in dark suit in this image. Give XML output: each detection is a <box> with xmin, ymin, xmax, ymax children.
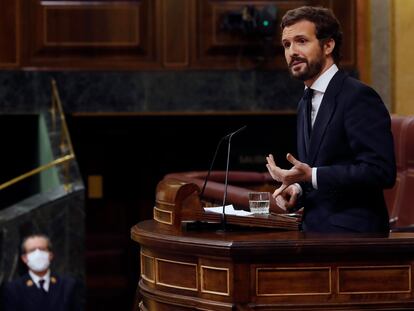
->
<box><xmin>266</xmin><ymin>6</ymin><xmax>396</xmax><ymax>233</ymax></box>
<box><xmin>2</xmin><ymin>234</ymin><xmax>82</xmax><ymax>311</ymax></box>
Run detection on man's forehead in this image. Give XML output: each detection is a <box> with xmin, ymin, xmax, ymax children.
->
<box><xmin>25</xmin><ymin>236</ymin><xmax>48</xmax><ymax>249</ymax></box>
<box><xmin>282</xmin><ymin>20</ymin><xmax>316</xmax><ymax>40</ymax></box>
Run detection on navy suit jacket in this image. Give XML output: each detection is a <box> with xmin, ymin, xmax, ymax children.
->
<box><xmin>297</xmin><ymin>70</ymin><xmax>396</xmax><ymax>233</ymax></box>
<box><xmin>2</xmin><ymin>273</ymin><xmax>82</xmax><ymax>311</ymax></box>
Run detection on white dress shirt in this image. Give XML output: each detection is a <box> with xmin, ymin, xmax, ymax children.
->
<box><xmin>29</xmin><ymin>269</ymin><xmax>51</xmax><ymax>292</ymax></box>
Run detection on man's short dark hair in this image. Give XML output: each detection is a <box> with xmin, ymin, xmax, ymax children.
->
<box><xmin>280</xmin><ymin>6</ymin><xmax>343</xmax><ymax>64</ymax></box>
<box><xmin>21</xmin><ymin>234</ymin><xmax>53</xmax><ymax>254</ymax></box>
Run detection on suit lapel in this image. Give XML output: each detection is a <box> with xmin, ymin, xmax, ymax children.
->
<box><xmin>308</xmin><ymin>71</ymin><xmax>347</xmax><ymax>165</ymax></box>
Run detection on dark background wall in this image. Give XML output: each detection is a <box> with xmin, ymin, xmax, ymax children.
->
<box><xmin>0</xmin><ymin>115</ymin><xmax>39</xmax><ymax>209</ymax></box>
<box><xmin>0</xmin><ymin>70</ymin><xmax>302</xmax><ymax>113</ymax></box>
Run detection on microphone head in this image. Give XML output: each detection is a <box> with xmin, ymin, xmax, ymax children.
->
<box><xmin>227</xmin><ymin>125</ymin><xmax>247</xmax><ymax>138</ymax></box>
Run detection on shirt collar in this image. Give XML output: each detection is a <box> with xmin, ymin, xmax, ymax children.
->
<box><xmin>309</xmin><ymin>64</ymin><xmax>339</xmax><ymax>93</ymax></box>
<box><xmin>29</xmin><ymin>269</ymin><xmax>51</xmax><ymax>286</ymax></box>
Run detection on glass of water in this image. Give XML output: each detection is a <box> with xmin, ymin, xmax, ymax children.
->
<box><xmin>248</xmin><ymin>192</ymin><xmax>270</xmax><ymax>214</ymax></box>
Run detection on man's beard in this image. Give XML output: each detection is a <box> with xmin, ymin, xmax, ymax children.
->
<box><xmin>288</xmin><ymin>54</ymin><xmax>324</xmax><ymax>81</ymax></box>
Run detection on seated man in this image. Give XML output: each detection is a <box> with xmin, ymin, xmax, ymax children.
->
<box><xmin>2</xmin><ymin>234</ymin><xmax>82</xmax><ymax>311</ymax></box>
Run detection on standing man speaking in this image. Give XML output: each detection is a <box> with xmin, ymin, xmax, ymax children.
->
<box><xmin>266</xmin><ymin>6</ymin><xmax>396</xmax><ymax>233</ymax></box>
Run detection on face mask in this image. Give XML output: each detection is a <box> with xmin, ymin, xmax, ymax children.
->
<box><xmin>26</xmin><ymin>249</ymin><xmax>50</xmax><ymax>272</ymax></box>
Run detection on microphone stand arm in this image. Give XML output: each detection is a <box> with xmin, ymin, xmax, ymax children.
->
<box><xmin>220</xmin><ymin>125</ymin><xmax>246</xmax><ymax>231</ymax></box>
<box><xmin>200</xmin><ymin>136</ymin><xmax>225</xmax><ymax>200</ymax></box>
<box><xmin>199</xmin><ymin>125</ymin><xmax>246</xmax><ymax>232</ymax></box>
<box><xmin>221</xmin><ymin>134</ymin><xmax>233</xmax><ymax>231</ymax></box>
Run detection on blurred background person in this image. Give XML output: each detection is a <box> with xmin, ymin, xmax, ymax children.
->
<box><xmin>2</xmin><ymin>234</ymin><xmax>83</xmax><ymax>311</ymax></box>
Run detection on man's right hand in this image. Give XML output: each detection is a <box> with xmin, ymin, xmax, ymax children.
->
<box><xmin>273</xmin><ymin>184</ymin><xmax>300</xmax><ymax>211</ymax></box>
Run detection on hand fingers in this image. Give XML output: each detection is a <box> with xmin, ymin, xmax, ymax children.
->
<box><xmin>287</xmin><ymin>191</ymin><xmax>298</xmax><ymax>208</ymax></box>
<box><xmin>266</xmin><ymin>164</ymin><xmax>278</xmax><ymax>180</ymax></box>
<box><xmin>286</xmin><ymin>153</ymin><xmax>301</xmax><ymax>166</ymax></box>
<box><xmin>275</xmin><ymin>195</ymin><xmax>287</xmax><ymax>211</ymax></box>
<box><xmin>266</xmin><ymin>156</ymin><xmax>285</xmax><ymax>182</ymax></box>
<box><xmin>266</xmin><ymin>154</ymin><xmax>276</xmax><ymax>166</ymax></box>
<box><xmin>272</xmin><ymin>184</ymin><xmax>288</xmax><ymax>198</ymax></box>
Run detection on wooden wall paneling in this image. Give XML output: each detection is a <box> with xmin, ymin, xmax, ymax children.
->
<box><xmin>330</xmin><ymin>0</ymin><xmax>356</xmax><ymax>69</ymax></box>
<box><xmin>0</xmin><ymin>0</ymin><xmax>19</xmax><ymax>67</ymax></box>
<box><xmin>196</xmin><ymin>0</ymin><xmax>308</xmax><ymax>70</ymax></box>
<box><xmin>24</xmin><ymin>0</ymin><xmax>158</xmax><ymax>69</ymax></box>
<box><xmin>195</xmin><ymin>0</ymin><xmax>356</xmax><ymax>70</ymax></box>
<box><xmin>16</xmin><ymin>0</ymin><xmax>356</xmax><ymax>70</ymax></box>
<box><xmin>161</xmin><ymin>0</ymin><xmax>191</xmax><ymax>68</ymax></box>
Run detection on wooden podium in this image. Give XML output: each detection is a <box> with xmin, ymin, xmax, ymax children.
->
<box><xmin>152</xmin><ymin>178</ymin><xmax>299</xmax><ymax>232</ymax></box>
<box><xmin>131</xmin><ymin>178</ymin><xmax>414</xmax><ymax>310</ymax></box>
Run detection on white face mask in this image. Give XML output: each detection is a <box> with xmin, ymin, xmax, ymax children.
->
<box><xmin>26</xmin><ymin>249</ymin><xmax>50</xmax><ymax>272</ymax></box>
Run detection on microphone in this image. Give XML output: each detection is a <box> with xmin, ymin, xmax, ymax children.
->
<box><xmin>199</xmin><ymin>125</ymin><xmax>247</xmax><ymax>231</ymax></box>
<box><xmin>200</xmin><ymin>125</ymin><xmax>247</xmax><ymax>200</ymax></box>
<box><xmin>221</xmin><ymin>125</ymin><xmax>246</xmax><ymax>230</ymax></box>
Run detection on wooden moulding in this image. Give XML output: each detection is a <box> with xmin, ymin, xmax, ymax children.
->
<box><xmin>154</xmin><ymin>178</ymin><xmax>203</xmax><ymax>231</ymax></box>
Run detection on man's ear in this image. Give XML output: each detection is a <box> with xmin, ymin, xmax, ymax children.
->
<box><xmin>324</xmin><ymin>38</ymin><xmax>335</xmax><ymax>56</ymax></box>
<box><xmin>21</xmin><ymin>254</ymin><xmax>28</xmax><ymax>264</ymax></box>
<box><xmin>49</xmin><ymin>252</ymin><xmax>54</xmax><ymax>262</ymax></box>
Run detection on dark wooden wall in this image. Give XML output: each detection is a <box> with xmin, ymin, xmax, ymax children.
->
<box><xmin>0</xmin><ymin>0</ymin><xmax>356</xmax><ymax>70</ymax></box>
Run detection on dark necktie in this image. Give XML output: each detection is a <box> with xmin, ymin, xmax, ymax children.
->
<box><xmin>39</xmin><ymin>279</ymin><xmax>47</xmax><ymax>293</ymax></box>
<box><xmin>303</xmin><ymin>87</ymin><xmax>314</xmax><ymax>137</ymax></box>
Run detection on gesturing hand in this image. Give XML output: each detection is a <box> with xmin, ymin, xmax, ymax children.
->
<box><xmin>274</xmin><ymin>184</ymin><xmax>301</xmax><ymax>211</ymax></box>
<box><xmin>266</xmin><ymin>153</ymin><xmax>312</xmax><ymax>196</ymax></box>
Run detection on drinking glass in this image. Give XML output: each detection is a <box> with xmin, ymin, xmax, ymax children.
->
<box><xmin>248</xmin><ymin>192</ymin><xmax>270</xmax><ymax>214</ymax></box>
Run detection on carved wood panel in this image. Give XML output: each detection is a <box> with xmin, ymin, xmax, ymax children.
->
<box><xmin>161</xmin><ymin>0</ymin><xmax>191</xmax><ymax>68</ymax></box>
<box><xmin>195</xmin><ymin>0</ymin><xmax>356</xmax><ymax>69</ymax></box>
<box><xmin>0</xmin><ymin>0</ymin><xmax>356</xmax><ymax>70</ymax></box>
<box><xmin>21</xmin><ymin>0</ymin><xmax>158</xmax><ymax>69</ymax></box>
<box><xmin>0</xmin><ymin>0</ymin><xmax>19</xmax><ymax>67</ymax></box>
